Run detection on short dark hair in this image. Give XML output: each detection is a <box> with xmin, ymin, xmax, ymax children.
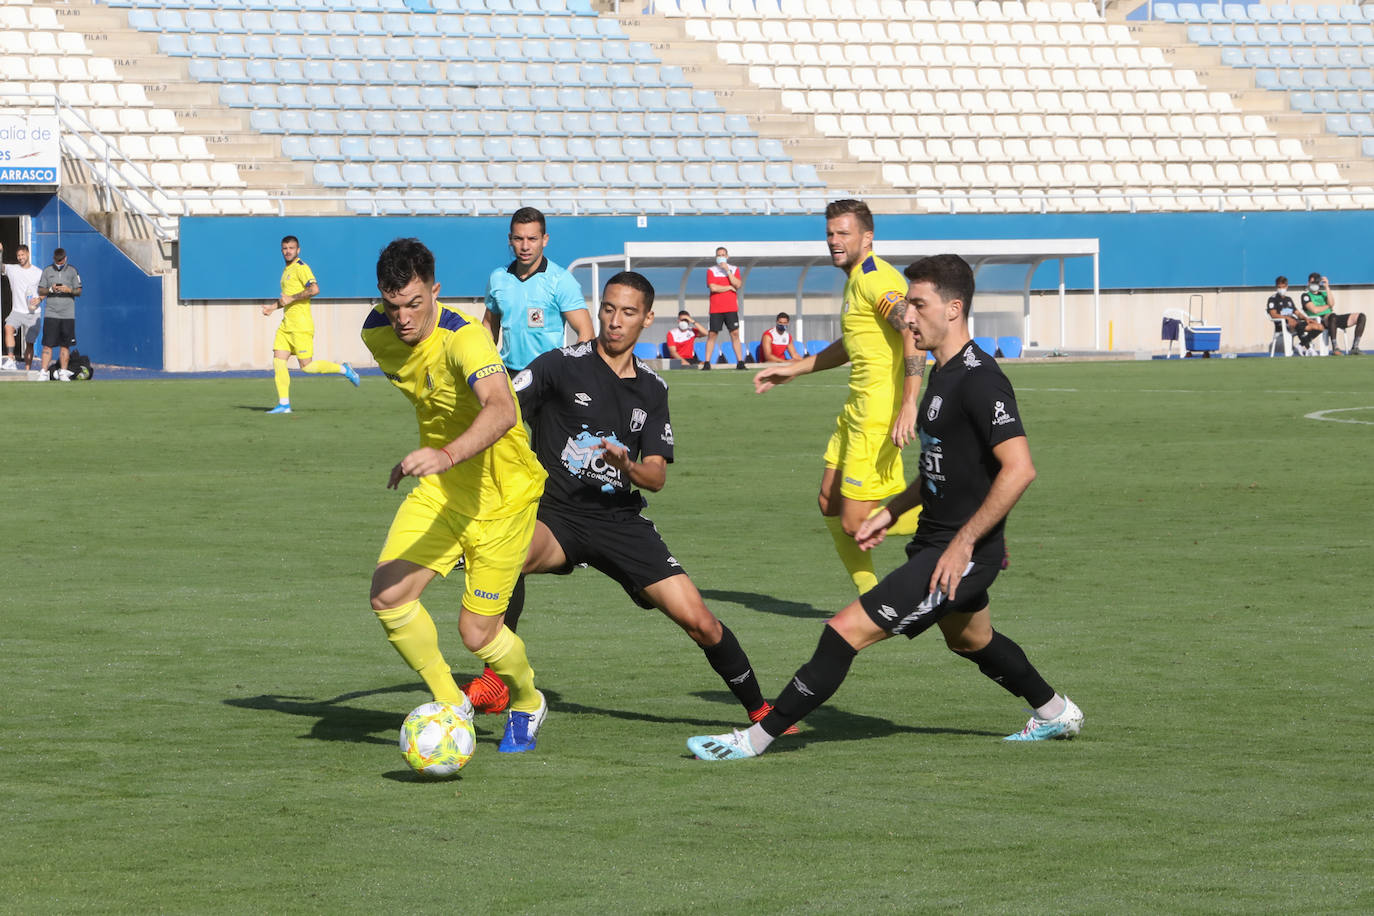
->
<box><xmin>715</xmin><ymin>246</ymin><xmax>727</xmax><ymax>255</ymax></box>
<box><xmin>678</xmin><ymin>309</ymin><xmax>691</xmax><ymax>317</ymax></box>
<box><xmin>53</xmin><ymin>247</ymin><xmax>66</xmax><ymax>260</ymax></box>
<box><xmin>904</xmin><ymin>254</ymin><xmax>976</xmax><ymax>316</ymax></box>
<box><xmin>1307</xmin><ymin>272</ymin><xmax>1322</xmax><ymax>284</ymax></box>
<box><xmin>281</xmin><ymin>235</ymin><xmax>299</xmax><ymax>246</ymax></box>
<box><xmin>824</xmin><ymin>199</ymin><xmax>874</xmax><ymax>233</ymax></box>
<box><xmin>510</xmin><ymin>207</ymin><xmax>546</xmax><ymax>234</ymax></box>
<box><xmin>776</xmin><ymin>312</ymin><xmax>790</xmax><ymax>321</ymax></box>
<box><xmin>1276</xmin><ymin>275</ymin><xmax>1288</xmax><ymax>286</ymax></box>
<box><xmin>605</xmin><ymin>270</ymin><xmax>654</xmax><ymax>310</ymax></box>
<box><xmin>376</xmin><ymin>238</ymin><xmax>436</xmax><ymax>294</ymax></box>
<box><xmin>16</xmin><ymin>244</ymin><xmax>28</xmax><ymax>254</ymax></box>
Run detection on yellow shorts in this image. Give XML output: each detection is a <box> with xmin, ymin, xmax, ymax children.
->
<box><xmin>377</xmin><ymin>485</ymin><xmax>537</xmax><ymax>616</ymax></box>
<box><xmin>823</xmin><ymin>415</ymin><xmax>905</xmax><ymax>502</ymax></box>
<box><xmin>273</xmin><ymin>325</ymin><xmax>314</xmax><ymax>359</ymax></box>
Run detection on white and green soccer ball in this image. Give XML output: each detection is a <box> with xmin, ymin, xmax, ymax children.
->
<box><xmin>399</xmin><ymin>699</ymin><xmax>476</xmax><ymax>778</ymax></box>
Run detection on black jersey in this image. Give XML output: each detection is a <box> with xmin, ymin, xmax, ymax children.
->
<box><xmin>513</xmin><ymin>339</ymin><xmax>674</xmax><ymax>513</ymax></box>
<box><xmin>914</xmin><ymin>340</ymin><xmax>1026</xmax><ymax>563</ymax></box>
<box><xmin>1266</xmin><ymin>293</ymin><xmax>1297</xmax><ymax>316</ymax></box>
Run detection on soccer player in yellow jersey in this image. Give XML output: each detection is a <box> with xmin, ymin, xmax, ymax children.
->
<box><xmin>362</xmin><ymin>237</ymin><xmax>549</xmax><ymax>753</ymax></box>
<box><xmin>755</xmin><ymin>200</ymin><xmax>925</xmax><ymax>593</ymax></box>
<box><xmin>262</xmin><ymin>235</ymin><xmax>360</xmax><ymax>414</ymax></box>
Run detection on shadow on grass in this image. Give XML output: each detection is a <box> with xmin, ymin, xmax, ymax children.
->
<box><xmin>698</xmin><ymin>588</ymin><xmax>832</xmax><ymax>620</ymax></box>
<box><xmin>225</xmin><ymin>684</ymin><xmax>420</xmax><ymax>746</ymax></box>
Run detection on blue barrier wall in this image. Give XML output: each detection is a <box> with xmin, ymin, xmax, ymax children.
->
<box><xmin>1</xmin><ymin>194</ymin><xmax>163</xmax><ymax>369</ymax></box>
<box><xmin>178</xmin><ymin>210</ymin><xmax>1374</xmax><ymax>302</ymax></box>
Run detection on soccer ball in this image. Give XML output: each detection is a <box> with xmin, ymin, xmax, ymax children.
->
<box><xmin>399</xmin><ymin>700</ymin><xmax>476</xmax><ymax>778</ymax></box>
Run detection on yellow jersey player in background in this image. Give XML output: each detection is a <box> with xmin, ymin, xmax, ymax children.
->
<box><xmin>362</xmin><ymin>237</ymin><xmax>550</xmax><ymax>753</ymax></box>
<box><xmin>263</xmin><ymin>234</ymin><xmax>360</xmax><ymax>414</ymax></box>
<box><xmin>754</xmin><ymin>199</ymin><xmax>925</xmax><ymax>593</ymax></box>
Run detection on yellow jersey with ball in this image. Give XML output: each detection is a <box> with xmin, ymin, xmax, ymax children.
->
<box><xmin>361</xmin><ymin>301</ymin><xmax>546</xmax><ymax>520</ymax></box>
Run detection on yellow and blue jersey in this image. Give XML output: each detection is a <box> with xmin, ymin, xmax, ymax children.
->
<box><xmin>362</xmin><ymin>301</ymin><xmax>546</xmax><ymax>520</ymax></box>
<box><xmin>279</xmin><ymin>258</ymin><xmax>317</xmax><ymax>332</ymax></box>
<box><xmin>840</xmin><ymin>253</ymin><xmax>907</xmax><ymax>430</ymax></box>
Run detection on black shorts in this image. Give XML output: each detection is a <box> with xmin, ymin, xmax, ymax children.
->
<box><xmin>42</xmin><ymin>317</ymin><xmax>76</xmax><ymax>348</ymax></box>
<box><xmin>708</xmin><ymin>311</ymin><xmax>739</xmax><ymax>333</ymax></box>
<box><xmin>859</xmin><ymin>539</ymin><xmax>1002</xmax><ymax>639</ymax></box>
<box><xmin>536</xmin><ymin>503</ymin><xmax>685</xmax><ymax>609</ymax></box>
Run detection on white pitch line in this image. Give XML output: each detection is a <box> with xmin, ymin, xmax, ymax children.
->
<box><xmin>1304</xmin><ymin>406</ymin><xmax>1374</xmax><ymax>425</ymax></box>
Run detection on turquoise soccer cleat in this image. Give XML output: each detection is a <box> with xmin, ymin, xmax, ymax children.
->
<box><xmin>688</xmin><ymin>728</ymin><xmax>759</xmax><ymax>761</ymax></box>
<box><xmin>1004</xmin><ymin>696</ymin><xmax>1084</xmax><ymax>742</ymax></box>
<box><xmin>498</xmin><ymin>690</ymin><xmax>547</xmax><ymax>753</ymax></box>
<box><xmin>342</xmin><ymin>363</ymin><xmax>361</xmax><ymax>387</ymax></box>
<box><xmin>266</xmin><ymin>403</ymin><xmax>292</xmax><ymax>415</ymax></box>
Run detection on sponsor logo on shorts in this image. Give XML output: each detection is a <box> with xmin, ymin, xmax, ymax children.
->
<box><xmin>992</xmin><ymin>400</ymin><xmax>1016</xmax><ymax>426</ymax></box>
<box><xmin>630</xmin><ymin>407</ymin><xmax>646</xmax><ymax>432</ymax></box>
<box><xmin>667</xmin><ymin>555</ymin><xmax>680</xmax><ymax>567</ymax></box>
<box><xmin>877</xmin><ymin>604</ymin><xmax>897</xmax><ymax>621</ymax></box>
<box><xmin>474</xmin><ymin>588</ymin><xmax>500</xmax><ymax>601</ymax></box>
<box><xmin>844</xmin><ymin>476</ymin><xmax>862</xmax><ymax>487</ymax></box>
<box><xmin>927</xmin><ymin>396</ymin><xmax>942</xmax><ymax>421</ymax></box>
<box><xmin>385</xmin><ymin>372</ymin><xmax>402</xmax><ymax>382</ymax></box>
<box><xmin>574</xmin><ymin>391</ymin><xmax>591</xmax><ymax>407</ymax></box>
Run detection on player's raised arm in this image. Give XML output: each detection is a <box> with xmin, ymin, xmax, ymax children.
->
<box><xmin>754</xmin><ymin>337</ymin><xmax>848</xmax><ymax>393</ymax></box>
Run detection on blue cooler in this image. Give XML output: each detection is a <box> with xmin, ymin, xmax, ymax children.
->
<box><xmin>1185</xmin><ymin>325</ymin><xmax>1221</xmax><ymax>353</ymax></box>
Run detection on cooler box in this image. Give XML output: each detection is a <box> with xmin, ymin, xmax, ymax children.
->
<box><xmin>1184</xmin><ymin>325</ymin><xmax>1221</xmax><ymax>352</ymax></box>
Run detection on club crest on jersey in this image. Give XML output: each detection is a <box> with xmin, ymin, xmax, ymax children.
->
<box><xmin>927</xmin><ymin>396</ymin><xmax>943</xmax><ymax>421</ymax></box>
<box><xmin>573</xmin><ymin>391</ymin><xmax>591</xmax><ymax>407</ymax></box>
<box><xmin>526</xmin><ymin>306</ymin><xmax>545</xmax><ymax>328</ymax></box>
<box><xmin>630</xmin><ymin>408</ymin><xmax>646</xmax><ymax>432</ymax></box>
<box><xmin>963</xmin><ymin>347</ymin><xmax>982</xmax><ymax>368</ymax></box>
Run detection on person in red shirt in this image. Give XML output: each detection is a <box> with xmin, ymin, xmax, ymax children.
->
<box><xmin>759</xmin><ymin>311</ymin><xmax>801</xmax><ymax>362</ymax></box>
<box><xmin>703</xmin><ymin>246</ymin><xmax>746</xmax><ymax>370</ymax></box>
<box><xmin>665</xmin><ymin>309</ymin><xmax>707</xmax><ymax>363</ymax></box>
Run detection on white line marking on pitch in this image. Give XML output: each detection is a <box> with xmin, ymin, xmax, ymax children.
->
<box><xmin>1304</xmin><ymin>406</ymin><xmax>1374</xmax><ymax>425</ymax></box>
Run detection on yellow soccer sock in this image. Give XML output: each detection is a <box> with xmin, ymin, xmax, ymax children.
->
<box><xmin>374</xmin><ymin>600</ymin><xmax>464</xmax><ymax>705</ymax></box>
<box><xmin>273</xmin><ymin>357</ymin><xmax>291</xmax><ymax>403</ymax></box>
<box><xmin>473</xmin><ymin>625</ymin><xmax>540</xmax><ymax>713</ymax></box>
<box><xmin>825</xmin><ymin>515</ymin><xmax>878</xmax><ymax>593</ymax></box>
<box><xmin>302</xmin><ymin>359</ymin><xmax>343</xmax><ymax>375</ymax></box>
<box><xmin>870</xmin><ymin>503</ymin><xmax>921</xmax><ymax>537</ymax></box>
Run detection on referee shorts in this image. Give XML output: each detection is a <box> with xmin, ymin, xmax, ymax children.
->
<box><xmin>537</xmin><ymin>502</ymin><xmax>685</xmax><ymax>610</ymax></box>
<box><xmin>822</xmin><ymin>414</ymin><xmax>905</xmax><ymax>502</ymax></box>
<box><xmin>859</xmin><ymin>539</ymin><xmax>1001</xmax><ymax>639</ymax></box>
<box><xmin>273</xmin><ymin>324</ymin><xmax>315</xmax><ymax>359</ymax></box>
<box><xmin>377</xmin><ymin>485</ymin><xmax>538</xmax><ymax>616</ymax></box>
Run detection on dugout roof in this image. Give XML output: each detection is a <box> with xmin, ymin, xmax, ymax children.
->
<box><xmin>568</xmin><ymin>238</ymin><xmax>1102</xmax><ymax>350</ymax></box>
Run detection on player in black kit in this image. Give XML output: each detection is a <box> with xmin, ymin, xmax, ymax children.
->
<box><xmin>688</xmin><ymin>254</ymin><xmax>1083</xmax><ymax>761</ymax></box>
<box><xmin>494</xmin><ymin>270</ymin><xmax>790</xmax><ymax>729</ymax></box>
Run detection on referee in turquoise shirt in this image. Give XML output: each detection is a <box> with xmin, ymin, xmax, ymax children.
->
<box><xmin>482</xmin><ymin>207</ymin><xmax>594</xmax><ymax>371</ymax></box>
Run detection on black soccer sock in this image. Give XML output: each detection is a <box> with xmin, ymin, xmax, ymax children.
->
<box><xmin>1353</xmin><ymin>313</ymin><xmax>1365</xmax><ymax>347</ymax></box>
<box><xmin>953</xmin><ymin>630</ymin><xmax>1055</xmax><ymax>709</ymax></box>
<box><xmin>702</xmin><ymin>622</ymin><xmax>765</xmax><ymax>713</ymax></box>
<box><xmin>763</xmin><ymin>624</ymin><xmax>857</xmax><ymax>738</ymax></box>
<box><xmin>1326</xmin><ymin>314</ymin><xmax>1341</xmax><ymax>345</ymax></box>
<box><xmin>502</xmin><ymin>575</ymin><xmax>526</xmax><ymax>634</ymax></box>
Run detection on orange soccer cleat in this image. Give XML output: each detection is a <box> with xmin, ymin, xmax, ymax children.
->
<box><xmin>461</xmin><ymin>666</ymin><xmax>509</xmax><ymax>714</ymax></box>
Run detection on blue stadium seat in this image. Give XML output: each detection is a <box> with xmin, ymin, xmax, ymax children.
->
<box><xmin>1352</xmin><ymin>113</ymin><xmax>1374</xmax><ymax>133</ymax></box>
<box><xmin>340</xmin><ymin>135</ymin><xmax>371</xmax><ymax>160</ymax></box>
<box><xmin>996</xmin><ymin>336</ymin><xmax>1024</xmax><ymax>358</ymax></box>
<box><xmin>678</xmin><ymin>137</ymin><xmax>708</xmax><ymax>161</ymax></box>
<box><xmin>158</xmin><ymin>34</ymin><xmax>189</xmax><ymax>56</ymax></box>
<box><xmin>363</xmin><ymin>110</ymin><xmax>395</xmax><ymax>136</ymax></box>
<box><xmin>302</xmin><ymin>59</ymin><xmax>332</xmax><ymax>83</ymax></box>
<box><xmin>308</xmin><ymin>136</ymin><xmax>343</xmax><ymax>161</ymax></box>
<box><xmin>341</xmin><ymin>162</ymin><xmax>373</xmax><ymax>186</ymax></box>
<box><xmin>306</xmin><ymin>110</ymin><xmax>340</xmax><ymax>134</ymax></box>
<box><xmin>300</xmin><ymin>34</ymin><xmax>330</xmax><ymax>57</ymax></box>
<box><xmin>220</xmin><ymin>59</ymin><xmax>251</xmax><ymax>81</ymax></box>
<box><xmin>504</xmin><ymin>86</ymin><xmax>535</xmax><ymax>110</ymax></box>
<box><xmin>805</xmin><ymin>340</ymin><xmax>828</xmax><ymax>356</ymax></box>
<box><xmin>1314</xmin><ymin>90</ymin><xmax>1340</xmax><ymax>111</ymax></box>
<box><xmin>731</xmin><ymin>137</ymin><xmax>765</xmax><ymax>161</ymax></box>
<box><xmin>372</xmin><ymin>164</ymin><xmax>406</xmax><ymax>188</ymax></box>
<box><xmin>314</xmin><ymin>162</ymin><xmax>346</xmax><ymax>187</ymax></box>
<box><xmin>764</xmin><ymin>162</ymin><xmax>800</xmax><ymax>188</ymax></box>
<box><xmin>1291</xmin><ymin>90</ymin><xmax>1318</xmax><ymax>111</ymax></box>
<box><xmin>630</xmin><ymin>342</ymin><xmax>658</xmax><ymax>361</ymax></box>
<box><xmin>282</xmin><ymin>135</ymin><xmax>311</xmax><ymax>160</ymax></box>
<box><xmin>278</xmin><ymin>85</ymin><xmax>308</xmax><ymax>109</ymax></box>
<box><xmin>250</xmin><ymin>109</ymin><xmax>283</xmax><ymax>133</ymax></box>
<box><xmin>1326</xmin><ymin>113</ymin><xmax>1353</xmax><ymax>133</ymax></box>
<box><xmin>400</xmin><ymin>162</ymin><xmax>432</xmax><ymax>187</ymax></box>
<box><xmin>973</xmin><ymin>336</ymin><xmax>997</xmax><ymax>355</ymax></box>
<box><xmin>272</xmin><ymin>35</ymin><xmax>305</xmax><ymax>58</ymax></box>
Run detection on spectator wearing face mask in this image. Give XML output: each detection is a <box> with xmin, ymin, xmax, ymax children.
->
<box><xmin>702</xmin><ymin>246</ymin><xmax>746</xmax><ymax>370</ymax></box>
<box><xmin>1266</xmin><ymin>275</ymin><xmax>1323</xmax><ymax>356</ymax></box>
<box><xmin>1301</xmin><ymin>272</ymin><xmax>1364</xmax><ymax>356</ymax></box>
<box><xmin>665</xmin><ymin>309</ymin><xmax>706</xmax><ymax>364</ymax></box>
<box><xmin>759</xmin><ymin>311</ymin><xmax>801</xmax><ymax>363</ymax></box>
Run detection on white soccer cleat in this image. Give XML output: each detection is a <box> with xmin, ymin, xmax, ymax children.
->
<box><xmin>687</xmin><ymin>728</ymin><xmax>760</xmax><ymax>761</ymax></box>
<box><xmin>1004</xmin><ymin>696</ymin><xmax>1084</xmax><ymax>742</ymax></box>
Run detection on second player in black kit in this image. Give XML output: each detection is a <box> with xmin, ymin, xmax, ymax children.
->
<box><xmin>688</xmin><ymin>254</ymin><xmax>1083</xmax><ymax>761</ymax></box>
<box><xmin>503</xmin><ymin>270</ymin><xmax>789</xmax><ymax>729</ymax></box>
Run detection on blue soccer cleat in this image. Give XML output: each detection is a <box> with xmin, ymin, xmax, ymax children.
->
<box><xmin>497</xmin><ymin>690</ymin><xmax>547</xmax><ymax>753</ymax></box>
<box><xmin>266</xmin><ymin>403</ymin><xmax>292</xmax><ymax>415</ymax></box>
<box><xmin>1004</xmin><ymin>696</ymin><xmax>1084</xmax><ymax>742</ymax></box>
<box><xmin>688</xmin><ymin>728</ymin><xmax>759</xmax><ymax>761</ymax></box>
<box><xmin>342</xmin><ymin>363</ymin><xmax>361</xmax><ymax>387</ymax></box>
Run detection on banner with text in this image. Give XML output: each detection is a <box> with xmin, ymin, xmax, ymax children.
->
<box><xmin>0</xmin><ymin>114</ymin><xmax>59</xmax><ymax>186</ymax></box>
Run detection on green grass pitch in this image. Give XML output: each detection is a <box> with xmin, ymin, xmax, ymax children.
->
<box><xmin>2</xmin><ymin>357</ymin><xmax>1370</xmax><ymax>913</ymax></box>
